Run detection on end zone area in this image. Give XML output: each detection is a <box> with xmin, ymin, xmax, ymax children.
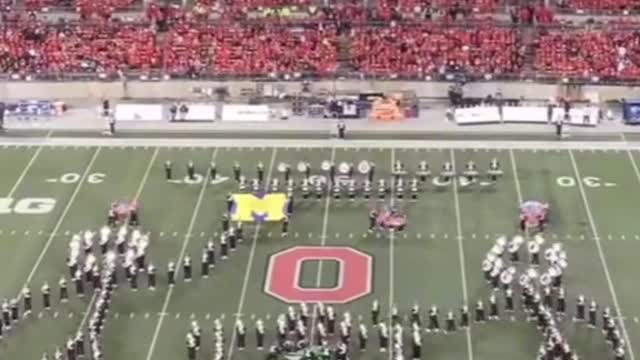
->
<box><xmin>0</xmin><ymin>139</ymin><xmax>638</xmax><ymax>360</ymax></box>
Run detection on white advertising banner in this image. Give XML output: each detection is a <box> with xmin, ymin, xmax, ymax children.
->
<box><xmin>183</xmin><ymin>104</ymin><xmax>216</xmax><ymax>122</ymax></box>
<box><xmin>115</xmin><ymin>104</ymin><xmax>163</xmax><ymax>122</ymax></box>
<box><xmin>454</xmin><ymin>106</ymin><xmax>500</xmax><ymax>125</ymax></box>
<box><xmin>502</xmin><ymin>106</ymin><xmax>548</xmax><ymax>123</ymax></box>
<box><xmin>222</xmin><ymin>105</ymin><xmax>271</xmax><ymax>122</ymax></box>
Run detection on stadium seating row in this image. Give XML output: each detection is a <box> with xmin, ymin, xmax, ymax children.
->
<box><xmin>18</xmin><ymin>0</ymin><xmax>640</xmax><ymax>17</ymax></box>
<box><xmin>1</xmin><ymin>21</ymin><xmax>640</xmax><ymax>80</ymax></box>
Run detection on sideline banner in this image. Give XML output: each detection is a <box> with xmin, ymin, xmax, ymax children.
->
<box><xmin>623</xmin><ymin>100</ymin><xmax>640</xmax><ymax>124</ymax></box>
<box><xmin>552</xmin><ymin>107</ymin><xmax>598</xmax><ymax>127</ymax></box>
<box><xmin>222</xmin><ymin>105</ymin><xmax>271</xmax><ymax>122</ymax></box>
<box><xmin>115</xmin><ymin>104</ymin><xmax>163</xmax><ymax>122</ymax></box>
<box><xmin>183</xmin><ymin>104</ymin><xmax>216</xmax><ymax>122</ymax></box>
<box><xmin>454</xmin><ymin>106</ymin><xmax>500</xmax><ymax>124</ymax></box>
<box><xmin>502</xmin><ymin>106</ymin><xmax>547</xmax><ymax>123</ymax></box>
<box><xmin>5</xmin><ymin>100</ymin><xmax>65</xmax><ymax>117</ymax></box>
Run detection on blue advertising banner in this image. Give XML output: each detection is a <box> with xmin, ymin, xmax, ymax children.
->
<box><xmin>5</xmin><ymin>100</ymin><xmax>61</xmax><ymax>118</ymax></box>
<box><xmin>623</xmin><ymin>100</ymin><xmax>640</xmax><ymax>124</ymax></box>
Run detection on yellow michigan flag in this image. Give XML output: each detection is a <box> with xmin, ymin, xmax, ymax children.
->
<box><xmin>230</xmin><ymin>192</ymin><xmax>288</xmax><ymax>223</ymax></box>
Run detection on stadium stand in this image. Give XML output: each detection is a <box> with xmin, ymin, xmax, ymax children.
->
<box><xmin>533</xmin><ymin>29</ymin><xmax>640</xmax><ymax>79</ymax></box>
<box><xmin>163</xmin><ymin>23</ymin><xmax>339</xmax><ymax>77</ymax></box>
<box><xmin>349</xmin><ymin>25</ymin><xmax>523</xmax><ymax>78</ymax></box>
<box><xmin>0</xmin><ymin>20</ymin><xmax>159</xmax><ymax>75</ymax></box>
<box><xmin>1</xmin><ymin>0</ymin><xmax>640</xmax><ymax>81</ymax></box>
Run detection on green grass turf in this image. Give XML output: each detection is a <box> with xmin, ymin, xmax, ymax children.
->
<box><xmin>0</xmin><ymin>144</ymin><xmax>639</xmax><ymax>360</ymax></box>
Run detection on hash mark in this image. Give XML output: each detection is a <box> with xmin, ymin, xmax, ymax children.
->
<box><xmin>349</xmin><ymin>233</ymin><xmax>353</xmax><ymax>238</ymax></box>
<box><xmin>200</xmin><ymin>232</ymin><xmax>205</xmax><ymax>237</ymax></box>
<box><xmin>173</xmin><ymin>232</ymin><xmax>178</xmax><ymax>236</ymax></box>
<box><xmin>130</xmin><ymin>312</ymin><xmax>135</xmax><ymax>318</ymax></box>
<box><xmin>295</xmin><ymin>232</ymin><xmax>299</xmax><ymax>238</ymax></box>
<box><xmin>10</xmin><ymin>230</ymin><xmax>15</xmax><ymax>235</ymax></box>
<box><xmin>175</xmin><ymin>313</ymin><xmax>181</xmax><ymax>319</ymax></box>
<box><xmin>25</xmin><ymin>230</ymin><xmax>30</xmax><ymax>235</ymax></box>
<box><xmin>114</xmin><ymin>313</ymin><xmax>120</xmax><ymax>319</ymax></box>
<box><xmin>53</xmin><ymin>312</ymin><xmax>59</xmax><ymax>318</ymax></box>
<box><xmin>267</xmin><ymin>232</ymin><xmax>272</xmax><ymax>238</ymax></box>
<box><xmin>444</xmin><ymin>233</ymin><xmax>448</xmax><ymax>239</ymax></box>
<box><xmin>485</xmin><ymin>234</ymin><xmax>490</xmax><ymax>239</ymax></box>
<box><xmin>64</xmin><ymin>230</ymin><xmax>70</xmax><ymax>236</ymax></box>
<box><xmin>206</xmin><ymin>314</ymin><xmax>211</xmax><ymax>320</ymax></box>
<box><xmin>417</xmin><ymin>233</ymin><xmax>422</xmax><ymax>239</ymax></box>
<box><xmin>471</xmin><ymin>234</ymin><xmax>476</xmax><ymax>239</ymax></box>
<box><xmin>430</xmin><ymin>234</ymin><xmax>435</xmax><ymax>239</ymax></box>
<box><xmin>621</xmin><ymin>235</ymin><xmax>626</xmax><ymax>241</ymax></box>
<box><xmin>145</xmin><ymin>313</ymin><xmax>150</xmax><ymax>319</ymax></box>
<box><xmin>190</xmin><ymin>313</ymin><xmax>195</xmax><ymax>319</ymax></box>
<box><xmin>608</xmin><ymin>234</ymin><xmax>613</xmax><ymax>240</ymax></box>
<box><xmin>159</xmin><ymin>232</ymin><xmax>164</xmax><ymax>236</ymax></box>
<box><xmin>38</xmin><ymin>230</ymin><xmax>43</xmax><ymax>235</ymax></box>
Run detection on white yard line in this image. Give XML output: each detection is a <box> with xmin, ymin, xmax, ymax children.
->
<box><xmin>17</xmin><ymin>147</ymin><xmax>102</xmax><ymax>298</ymax></box>
<box><xmin>568</xmin><ymin>149</ymin><xmax>636</xmax><ymax>360</ymax></box>
<box><xmin>388</xmin><ymin>148</ymin><xmax>396</xmax><ymax>358</ymax></box>
<box><xmin>145</xmin><ymin>147</ymin><xmax>218</xmax><ymax>360</ymax></box>
<box><xmin>6</xmin><ymin>146</ymin><xmax>44</xmax><ymax>197</ymax></box>
<box><xmin>449</xmin><ymin>149</ymin><xmax>474</xmax><ymax>360</ymax></box>
<box><xmin>621</xmin><ymin>134</ymin><xmax>640</xmax><ymax>188</ymax></box>
<box><xmin>308</xmin><ymin>146</ymin><xmax>337</xmax><ymax>342</ymax></box>
<box><xmin>508</xmin><ymin>149</ymin><xmax>524</xmax><ymax>203</ymax></box>
<box><xmin>75</xmin><ymin>148</ymin><xmax>159</xmax><ymax>334</ymax></box>
<box><xmin>226</xmin><ymin>148</ymin><xmax>278</xmax><ymax>360</ymax></box>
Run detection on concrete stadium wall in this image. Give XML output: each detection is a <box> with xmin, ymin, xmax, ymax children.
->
<box><xmin>1</xmin><ymin>80</ymin><xmax>639</xmax><ymax>101</ymax></box>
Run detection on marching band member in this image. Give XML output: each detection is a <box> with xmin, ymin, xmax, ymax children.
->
<box><xmin>363</xmin><ymin>180</ymin><xmax>372</xmax><ymax>200</ymax></box>
<box><xmin>371</xmin><ymin>300</ymin><xmax>380</xmax><ymax>325</ymax></box>
<box><xmin>378</xmin><ymin>179</ymin><xmax>386</xmax><ymax>200</ymax></box>
<box><xmin>417</xmin><ymin>161</ymin><xmax>430</xmax><ymax>182</ymax></box>
<box><xmin>396</xmin><ymin>178</ymin><xmax>404</xmax><ymax>200</ymax></box>
<box><xmin>301</xmin><ymin>179</ymin><xmax>310</xmax><ymax>199</ymax></box>
<box><xmin>445</xmin><ymin>310</ymin><xmax>456</xmax><ymax>333</ymax></box>
<box><xmin>358</xmin><ymin>323</ymin><xmax>368</xmax><ymax>351</ymax></box>
<box><xmin>255</xmin><ymin>319</ymin><xmax>265</xmax><ymax>350</ymax></box>
<box><xmin>410</xmin><ymin>177</ymin><xmax>418</xmax><ymax>201</ymax></box>
<box><xmin>488</xmin><ymin>158</ymin><xmax>502</xmax><ymax>182</ymax></box>
<box><xmin>378</xmin><ymin>322</ymin><xmax>389</xmax><ymax>352</ymax></box>
<box><xmin>528</xmin><ymin>240</ymin><xmax>541</xmax><ymax>266</ymax></box>
<box><xmin>428</xmin><ymin>306</ymin><xmax>440</xmax><ymax>332</ymax></box>
<box><xmin>574</xmin><ymin>295</ymin><xmax>585</xmax><ymax>321</ymax></box>
<box><xmin>489</xmin><ymin>294</ymin><xmax>500</xmax><ymax>320</ymax></box>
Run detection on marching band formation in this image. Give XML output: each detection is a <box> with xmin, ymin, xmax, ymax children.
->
<box><xmin>164</xmin><ymin>158</ymin><xmax>505</xmax><ymax>203</ymax></box>
<box><xmin>1</xmin><ymin>157</ymin><xmax>628</xmax><ymax>360</ymax></box>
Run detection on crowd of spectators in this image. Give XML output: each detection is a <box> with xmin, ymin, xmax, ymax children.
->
<box><xmin>162</xmin><ymin>22</ymin><xmax>339</xmax><ymax>77</ymax></box>
<box><xmin>0</xmin><ymin>20</ymin><xmax>158</xmax><ymax>75</ymax></box>
<box><xmin>349</xmin><ymin>25</ymin><xmax>523</xmax><ymax>78</ymax></box>
<box><xmin>2</xmin><ymin>0</ymin><xmax>640</xmax><ymax>80</ymax></box>
<box><xmin>534</xmin><ymin>30</ymin><xmax>640</xmax><ymax>79</ymax></box>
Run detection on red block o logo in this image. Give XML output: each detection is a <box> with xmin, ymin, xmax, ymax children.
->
<box><xmin>264</xmin><ymin>246</ymin><xmax>373</xmax><ymax>304</ymax></box>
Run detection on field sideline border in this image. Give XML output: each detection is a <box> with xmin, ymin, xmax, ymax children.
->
<box><xmin>4</xmin><ymin>138</ymin><xmax>640</xmax><ymax>150</ymax></box>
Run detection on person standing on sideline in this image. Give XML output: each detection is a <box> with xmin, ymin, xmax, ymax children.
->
<box><xmin>108</xmin><ymin>112</ymin><xmax>116</xmax><ymax>136</ymax></box>
<box><xmin>337</xmin><ymin>120</ymin><xmax>346</xmax><ymax>139</ymax></box>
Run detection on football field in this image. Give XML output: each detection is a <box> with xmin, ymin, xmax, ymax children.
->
<box><xmin>0</xmin><ymin>137</ymin><xmax>639</xmax><ymax>360</ymax></box>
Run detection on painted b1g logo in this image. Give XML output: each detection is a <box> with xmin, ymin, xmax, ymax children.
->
<box><xmin>264</xmin><ymin>246</ymin><xmax>373</xmax><ymax>304</ymax></box>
